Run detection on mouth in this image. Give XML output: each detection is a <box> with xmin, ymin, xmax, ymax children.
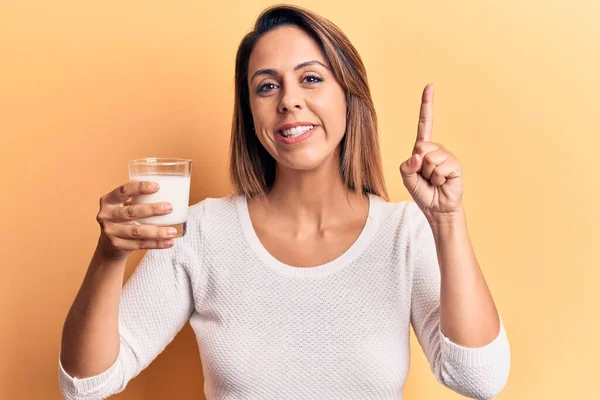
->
<box><xmin>276</xmin><ymin>124</ymin><xmax>317</xmax><ymax>144</ymax></box>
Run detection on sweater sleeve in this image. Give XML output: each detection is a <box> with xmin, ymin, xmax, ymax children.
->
<box><xmin>407</xmin><ymin>202</ymin><xmax>511</xmax><ymax>400</ymax></box>
<box><xmin>58</xmin><ymin>210</ymin><xmax>202</xmax><ymax>400</ymax></box>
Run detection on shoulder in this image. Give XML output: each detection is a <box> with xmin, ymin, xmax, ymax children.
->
<box><xmin>371</xmin><ymin>194</ymin><xmax>425</xmax><ymax>228</ymax></box>
<box><xmin>370</xmin><ymin>196</ymin><xmax>432</xmax><ymax>250</ymax></box>
<box><xmin>186</xmin><ymin>194</ymin><xmax>240</xmax><ymax>231</ymax></box>
<box><xmin>171</xmin><ymin>194</ymin><xmax>239</xmax><ymax>250</ymax></box>
<box><xmin>188</xmin><ymin>194</ymin><xmax>236</xmax><ymax>217</ymax></box>
<box><xmin>371</xmin><ymin>198</ymin><xmax>435</xmax><ymax>266</ymax></box>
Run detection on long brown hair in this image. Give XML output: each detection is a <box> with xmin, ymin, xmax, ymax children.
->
<box><xmin>229</xmin><ymin>4</ymin><xmax>389</xmax><ymax>201</ymax></box>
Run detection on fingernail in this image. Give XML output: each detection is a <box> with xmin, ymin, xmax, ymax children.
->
<box><xmin>163</xmin><ymin>203</ymin><xmax>173</xmax><ymax>211</ymax></box>
<box><xmin>151</xmin><ymin>182</ymin><xmax>160</xmax><ymax>190</ymax></box>
<box><xmin>168</xmin><ymin>228</ymin><xmax>177</xmax><ymax>236</ymax></box>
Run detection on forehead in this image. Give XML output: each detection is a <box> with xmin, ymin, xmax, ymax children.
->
<box><xmin>248</xmin><ymin>26</ymin><xmax>326</xmax><ymax>73</ymax></box>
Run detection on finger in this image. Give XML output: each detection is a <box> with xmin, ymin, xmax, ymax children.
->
<box><xmin>421</xmin><ymin>148</ymin><xmax>452</xmax><ymax>180</ymax></box>
<box><xmin>416</xmin><ymin>84</ymin><xmax>434</xmax><ymax>143</ymax></box>
<box><xmin>430</xmin><ymin>158</ymin><xmax>462</xmax><ymax>187</ymax></box>
<box><xmin>412</xmin><ymin>140</ymin><xmax>443</xmax><ymax>157</ymax></box>
<box><xmin>106</xmin><ymin>222</ymin><xmax>178</xmax><ymax>240</ymax></box>
<box><xmin>104</xmin><ymin>181</ymin><xmax>160</xmax><ymax>205</ymax></box>
<box><xmin>112</xmin><ymin>202</ymin><xmax>173</xmax><ymax>222</ymax></box>
<box><xmin>399</xmin><ymin>153</ymin><xmax>423</xmax><ymax>194</ymax></box>
<box><xmin>106</xmin><ymin>236</ymin><xmax>174</xmax><ymax>251</ymax></box>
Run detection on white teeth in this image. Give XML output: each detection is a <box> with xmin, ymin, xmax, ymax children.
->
<box><xmin>280</xmin><ymin>125</ymin><xmax>314</xmax><ymax>137</ymax></box>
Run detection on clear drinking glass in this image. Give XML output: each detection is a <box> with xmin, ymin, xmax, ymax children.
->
<box><xmin>128</xmin><ymin>158</ymin><xmax>192</xmax><ymax>238</ymax></box>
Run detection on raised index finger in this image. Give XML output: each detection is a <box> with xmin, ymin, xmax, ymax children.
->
<box><xmin>105</xmin><ymin>181</ymin><xmax>159</xmax><ymax>204</ymax></box>
<box><xmin>416</xmin><ymin>84</ymin><xmax>434</xmax><ymax>142</ymax></box>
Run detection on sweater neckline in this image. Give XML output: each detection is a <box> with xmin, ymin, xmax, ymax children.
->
<box><xmin>236</xmin><ymin>192</ymin><xmax>383</xmax><ymax>278</ymax></box>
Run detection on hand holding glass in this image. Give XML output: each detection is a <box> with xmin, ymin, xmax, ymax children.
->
<box><xmin>128</xmin><ymin>158</ymin><xmax>192</xmax><ymax>238</ymax></box>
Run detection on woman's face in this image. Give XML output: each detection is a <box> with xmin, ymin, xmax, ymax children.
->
<box><xmin>247</xmin><ymin>25</ymin><xmax>347</xmax><ymax>171</ymax></box>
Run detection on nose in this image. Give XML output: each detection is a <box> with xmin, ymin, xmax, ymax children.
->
<box><xmin>277</xmin><ymin>82</ymin><xmax>303</xmax><ymax>113</ymax></box>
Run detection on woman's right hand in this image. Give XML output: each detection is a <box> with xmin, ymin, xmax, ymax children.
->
<box><xmin>95</xmin><ymin>181</ymin><xmax>178</xmax><ymax>260</ymax></box>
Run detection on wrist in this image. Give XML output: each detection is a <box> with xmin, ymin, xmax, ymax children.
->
<box><xmin>95</xmin><ymin>235</ymin><xmax>130</xmax><ymax>265</ymax></box>
<box><xmin>425</xmin><ymin>206</ymin><xmax>465</xmax><ymax>225</ymax></box>
<box><xmin>425</xmin><ymin>207</ymin><xmax>467</xmax><ymax>238</ymax></box>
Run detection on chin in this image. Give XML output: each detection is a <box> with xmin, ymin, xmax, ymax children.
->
<box><xmin>276</xmin><ymin>150</ymin><xmax>334</xmax><ymax>172</ymax></box>
<box><xmin>279</xmin><ymin>158</ymin><xmax>322</xmax><ymax>171</ymax></box>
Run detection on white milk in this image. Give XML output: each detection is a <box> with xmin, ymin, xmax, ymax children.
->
<box><xmin>129</xmin><ymin>175</ymin><xmax>191</xmax><ymax>225</ymax></box>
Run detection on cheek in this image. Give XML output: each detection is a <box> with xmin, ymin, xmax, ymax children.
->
<box><xmin>249</xmin><ymin>99</ymin><xmax>274</xmax><ymax>134</ymax></box>
<box><xmin>315</xmin><ymin>89</ymin><xmax>346</xmax><ymax>136</ymax></box>
<box><xmin>249</xmin><ymin>97</ymin><xmax>263</xmax><ymax>124</ymax></box>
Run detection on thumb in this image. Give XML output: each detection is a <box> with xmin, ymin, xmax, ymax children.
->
<box><xmin>399</xmin><ymin>153</ymin><xmax>422</xmax><ymax>193</ymax></box>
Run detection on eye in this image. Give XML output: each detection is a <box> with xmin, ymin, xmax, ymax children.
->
<box><xmin>257</xmin><ymin>82</ymin><xmax>279</xmax><ymax>93</ymax></box>
<box><xmin>303</xmin><ymin>74</ymin><xmax>323</xmax><ymax>84</ymax></box>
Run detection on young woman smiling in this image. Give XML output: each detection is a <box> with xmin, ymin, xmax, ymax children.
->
<box><xmin>60</xmin><ymin>5</ymin><xmax>510</xmax><ymax>400</ymax></box>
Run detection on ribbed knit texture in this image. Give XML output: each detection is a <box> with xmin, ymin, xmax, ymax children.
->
<box><xmin>59</xmin><ymin>193</ymin><xmax>510</xmax><ymax>400</ymax></box>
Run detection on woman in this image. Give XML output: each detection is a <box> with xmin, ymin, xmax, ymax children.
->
<box><xmin>59</xmin><ymin>5</ymin><xmax>510</xmax><ymax>399</ymax></box>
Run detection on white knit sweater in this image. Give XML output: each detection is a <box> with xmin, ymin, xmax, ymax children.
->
<box><xmin>59</xmin><ymin>193</ymin><xmax>510</xmax><ymax>399</ymax></box>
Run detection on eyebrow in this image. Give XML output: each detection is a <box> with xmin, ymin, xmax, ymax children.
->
<box><xmin>250</xmin><ymin>60</ymin><xmax>329</xmax><ymax>83</ymax></box>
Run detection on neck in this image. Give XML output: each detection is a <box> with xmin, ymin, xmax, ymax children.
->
<box><xmin>264</xmin><ymin>151</ymin><xmax>367</xmax><ymax>232</ymax></box>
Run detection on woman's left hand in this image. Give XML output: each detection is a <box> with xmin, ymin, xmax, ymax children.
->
<box><xmin>399</xmin><ymin>84</ymin><xmax>464</xmax><ymax>220</ymax></box>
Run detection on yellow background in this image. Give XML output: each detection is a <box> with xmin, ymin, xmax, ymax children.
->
<box><xmin>1</xmin><ymin>0</ymin><xmax>598</xmax><ymax>398</ymax></box>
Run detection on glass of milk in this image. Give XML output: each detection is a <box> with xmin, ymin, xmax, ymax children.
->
<box><xmin>128</xmin><ymin>157</ymin><xmax>192</xmax><ymax>238</ymax></box>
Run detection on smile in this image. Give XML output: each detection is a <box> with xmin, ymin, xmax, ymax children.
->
<box><xmin>276</xmin><ymin>125</ymin><xmax>317</xmax><ymax>144</ymax></box>
<box><xmin>278</xmin><ymin>125</ymin><xmax>314</xmax><ymax>137</ymax></box>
